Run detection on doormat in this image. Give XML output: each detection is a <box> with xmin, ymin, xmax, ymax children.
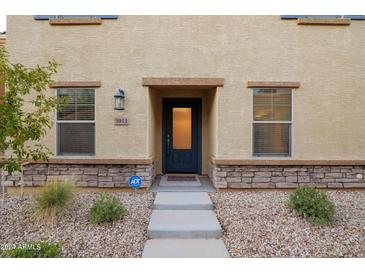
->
<box><xmin>167</xmin><ymin>176</ymin><xmax>197</xmax><ymax>181</ymax></box>
<box><xmin>159</xmin><ymin>176</ymin><xmax>202</xmax><ymax>186</ymax></box>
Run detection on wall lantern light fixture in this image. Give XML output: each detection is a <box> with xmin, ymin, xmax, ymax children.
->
<box><xmin>114</xmin><ymin>88</ymin><xmax>125</xmax><ymax>110</ymax></box>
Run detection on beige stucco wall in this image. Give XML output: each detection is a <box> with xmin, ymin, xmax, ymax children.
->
<box><xmin>5</xmin><ymin>16</ymin><xmax>365</xmax><ymax>168</ymax></box>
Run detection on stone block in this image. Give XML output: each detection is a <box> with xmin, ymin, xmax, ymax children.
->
<box><xmin>244</xmin><ymin>167</ymin><xmax>259</xmax><ymax>172</ymax></box>
<box><xmin>61</xmin><ymin>170</ymin><xmax>83</xmax><ymax>175</ymax></box>
<box><xmin>227</xmin><ymin>172</ymin><xmax>241</xmax><ymax>177</ymax></box>
<box><xmin>242</xmin><ymin>172</ymin><xmax>254</xmax><ymax>177</ymax></box>
<box><xmin>226</xmin><ymin>177</ymin><xmax>241</xmax><ymax>183</ymax></box>
<box><xmin>214</xmin><ymin>181</ymin><xmax>227</xmax><ymax>188</ymax></box>
<box><xmin>23</xmin><ymin>181</ymin><xmax>33</xmax><ymax>186</ymax></box>
<box><xmin>298</xmin><ymin>176</ymin><xmax>310</xmax><ymax>183</ymax></box>
<box><xmin>335</xmin><ymin>178</ymin><xmax>358</xmax><ymax>183</ymax></box>
<box><xmin>214</xmin><ymin>171</ymin><xmax>226</xmax><ymax>177</ymax></box>
<box><xmin>82</xmin><ymin>175</ymin><xmax>98</xmax><ymax>181</ymax></box>
<box><xmin>255</xmin><ymin>172</ymin><xmax>271</xmax><ymax>177</ymax></box>
<box><xmin>314</xmin><ymin>182</ymin><xmax>328</xmax><ymax>188</ymax></box>
<box><xmin>283</xmin><ymin>168</ymin><xmax>298</xmax><ymax>172</ymax></box>
<box><xmin>33</xmin><ymin>180</ymin><xmax>46</xmax><ymax>186</ymax></box>
<box><xmin>242</xmin><ymin>177</ymin><xmax>252</xmax><ymax>183</ymax></box>
<box><xmin>325</xmin><ymin>172</ymin><xmax>342</xmax><ymax>179</ymax></box>
<box><xmin>314</xmin><ymin>167</ymin><xmax>331</xmax><ymax>172</ymax></box>
<box><xmin>220</xmin><ymin>167</ymin><xmax>234</xmax><ymax>172</ymax></box>
<box><xmin>114</xmin><ymin>181</ymin><xmax>129</xmax><ymax>187</ymax></box>
<box><xmin>136</xmin><ymin>172</ymin><xmax>150</xmax><ymax>177</ymax></box>
<box><xmin>76</xmin><ymin>181</ymin><xmax>88</xmax><ymax>187</ymax></box>
<box><xmin>47</xmin><ymin>170</ymin><xmax>60</xmax><ymax>175</ymax></box>
<box><xmin>286</xmin><ymin>176</ymin><xmax>298</xmax><ymax>183</ymax></box>
<box><xmin>228</xmin><ymin>182</ymin><xmax>252</xmax><ymax>188</ymax></box>
<box><xmin>213</xmin><ymin>176</ymin><xmax>225</xmax><ymax>182</ymax></box>
<box><xmin>267</xmin><ymin>167</ymin><xmax>283</xmax><ymax>172</ymax></box>
<box><xmin>112</xmin><ymin>176</ymin><xmax>125</xmax><ymax>182</ymax></box>
<box><xmin>83</xmin><ymin>168</ymin><xmax>98</xmax><ymax>175</ymax></box>
<box><xmin>98</xmin><ymin>181</ymin><xmax>114</xmax><ymax>187</ymax></box>
<box><xmin>352</xmin><ymin>168</ymin><xmax>364</xmax><ymax>174</ymax></box>
<box><xmin>87</xmin><ymin>181</ymin><xmax>98</xmax><ymax>187</ymax></box>
<box><xmin>252</xmin><ymin>177</ymin><xmax>270</xmax><ymax>183</ymax></box>
<box><xmin>98</xmin><ymin>176</ymin><xmax>113</xmax><ymax>182</ymax></box>
<box><xmin>6</xmin><ymin>175</ymin><xmax>20</xmax><ymax>181</ymax></box>
<box><xmin>313</xmin><ymin>173</ymin><xmax>324</xmax><ymax>178</ymax></box>
<box><xmin>276</xmin><ymin>182</ymin><xmax>298</xmax><ymax>189</ymax></box>
<box><xmin>3</xmin><ymin>181</ymin><xmax>14</xmax><ymax>186</ymax></box>
<box><xmin>328</xmin><ymin>183</ymin><xmax>343</xmax><ymax>188</ymax></box>
<box><xmin>299</xmin><ymin>182</ymin><xmax>316</xmax><ymax>188</ymax></box>
<box><xmin>321</xmin><ymin>179</ymin><xmax>335</xmax><ymax>183</ymax></box>
<box><xmin>343</xmin><ymin>183</ymin><xmax>365</xmax><ymax>188</ymax></box>
<box><xmin>283</xmin><ymin>171</ymin><xmax>297</xmax><ymax>176</ymax></box>
<box><xmin>252</xmin><ymin>182</ymin><xmax>275</xmax><ymax>189</ymax></box>
<box><xmin>32</xmin><ymin>175</ymin><xmax>46</xmax><ymax>181</ymax></box>
<box><xmin>271</xmin><ymin>177</ymin><xmax>285</xmax><ymax>183</ymax></box>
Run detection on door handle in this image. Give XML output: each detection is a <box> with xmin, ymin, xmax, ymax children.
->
<box><xmin>166</xmin><ymin>133</ymin><xmax>171</xmax><ymax>156</ymax></box>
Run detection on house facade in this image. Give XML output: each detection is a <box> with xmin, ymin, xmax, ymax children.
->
<box><xmin>3</xmin><ymin>15</ymin><xmax>365</xmax><ymax>189</ymax></box>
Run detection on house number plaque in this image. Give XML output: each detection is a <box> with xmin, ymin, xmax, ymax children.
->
<box><xmin>114</xmin><ymin>116</ymin><xmax>129</xmax><ymax>126</ymax></box>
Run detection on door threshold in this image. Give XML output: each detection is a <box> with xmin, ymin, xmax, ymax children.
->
<box><xmin>164</xmin><ymin>173</ymin><xmax>199</xmax><ymax>176</ymax></box>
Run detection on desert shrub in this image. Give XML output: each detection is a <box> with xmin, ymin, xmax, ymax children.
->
<box><xmin>288</xmin><ymin>186</ymin><xmax>335</xmax><ymax>225</ymax></box>
<box><xmin>89</xmin><ymin>193</ymin><xmax>127</xmax><ymax>224</ymax></box>
<box><xmin>1</xmin><ymin>241</ymin><xmax>61</xmax><ymax>258</ymax></box>
<box><xmin>35</xmin><ymin>181</ymin><xmax>75</xmax><ymax>219</ymax></box>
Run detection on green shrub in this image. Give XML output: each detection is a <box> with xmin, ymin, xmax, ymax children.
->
<box><xmin>1</xmin><ymin>241</ymin><xmax>61</xmax><ymax>258</ymax></box>
<box><xmin>288</xmin><ymin>186</ymin><xmax>335</xmax><ymax>225</ymax></box>
<box><xmin>35</xmin><ymin>181</ymin><xmax>75</xmax><ymax>219</ymax></box>
<box><xmin>89</xmin><ymin>193</ymin><xmax>127</xmax><ymax>224</ymax></box>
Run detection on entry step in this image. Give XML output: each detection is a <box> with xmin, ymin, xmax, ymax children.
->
<box><xmin>154</xmin><ymin>192</ymin><xmax>213</xmax><ymax>210</ymax></box>
<box><xmin>147</xmin><ymin>210</ymin><xmax>222</xmax><ymax>239</ymax></box>
<box><xmin>142</xmin><ymin>239</ymin><xmax>229</xmax><ymax>258</ymax></box>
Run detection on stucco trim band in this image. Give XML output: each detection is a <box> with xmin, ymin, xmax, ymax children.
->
<box><xmin>0</xmin><ymin>157</ymin><xmax>153</xmax><ymax>165</ymax></box>
<box><xmin>37</xmin><ymin>158</ymin><xmax>153</xmax><ymax>165</ymax></box>
<box><xmin>49</xmin><ymin>18</ymin><xmax>102</xmax><ymax>26</ymax></box>
<box><xmin>211</xmin><ymin>157</ymin><xmax>365</xmax><ymax>166</ymax></box>
<box><xmin>142</xmin><ymin>77</ymin><xmax>224</xmax><ymax>87</ymax></box>
<box><xmin>49</xmin><ymin>81</ymin><xmax>102</xmax><ymax>88</ymax></box>
<box><xmin>247</xmin><ymin>81</ymin><xmax>300</xmax><ymax>88</ymax></box>
<box><xmin>297</xmin><ymin>18</ymin><xmax>351</xmax><ymax>26</ymax></box>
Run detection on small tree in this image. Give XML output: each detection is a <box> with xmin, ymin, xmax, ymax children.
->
<box><xmin>0</xmin><ymin>47</ymin><xmax>58</xmax><ymax>204</ymax></box>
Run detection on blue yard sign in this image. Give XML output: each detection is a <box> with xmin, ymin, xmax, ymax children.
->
<box><xmin>129</xmin><ymin>175</ymin><xmax>142</xmax><ymax>189</ymax></box>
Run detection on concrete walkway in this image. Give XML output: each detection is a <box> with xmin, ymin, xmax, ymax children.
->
<box><xmin>142</xmin><ymin>191</ymin><xmax>229</xmax><ymax>258</ymax></box>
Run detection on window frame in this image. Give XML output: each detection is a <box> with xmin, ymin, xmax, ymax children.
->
<box><xmin>251</xmin><ymin>88</ymin><xmax>293</xmax><ymax>157</ymax></box>
<box><xmin>34</xmin><ymin>15</ymin><xmax>118</xmax><ymax>20</ymax></box>
<box><xmin>280</xmin><ymin>15</ymin><xmax>365</xmax><ymax>20</ymax></box>
<box><xmin>55</xmin><ymin>88</ymin><xmax>96</xmax><ymax>156</ymax></box>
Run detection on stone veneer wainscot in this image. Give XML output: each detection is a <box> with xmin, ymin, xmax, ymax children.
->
<box><xmin>211</xmin><ymin>164</ymin><xmax>365</xmax><ymax>189</ymax></box>
<box><xmin>3</xmin><ymin>163</ymin><xmax>155</xmax><ymax>188</ymax></box>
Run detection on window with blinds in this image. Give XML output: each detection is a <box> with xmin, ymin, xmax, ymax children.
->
<box><xmin>56</xmin><ymin>89</ymin><xmax>95</xmax><ymax>155</ymax></box>
<box><xmin>253</xmin><ymin>89</ymin><xmax>292</xmax><ymax>156</ymax></box>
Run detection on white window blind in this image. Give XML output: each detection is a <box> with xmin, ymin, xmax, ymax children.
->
<box><xmin>253</xmin><ymin>89</ymin><xmax>292</xmax><ymax>156</ymax></box>
<box><xmin>56</xmin><ymin>89</ymin><xmax>95</xmax><ymax>155</ymax></box>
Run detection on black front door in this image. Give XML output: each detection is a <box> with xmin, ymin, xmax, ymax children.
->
<box><xmin>163</xmin><ymin>99</ymin><xmax>201</xmax><ymax>173</ymax></box>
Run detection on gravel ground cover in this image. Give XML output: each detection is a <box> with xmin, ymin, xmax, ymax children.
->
<box><xmin>0</xmin><ymin>192</ymin><xmax>154</xmax><ymax>257</ymax></box>
<box><xmin>210</xmin><ymin>190</ymin><xmax>365</xmax><ymax>258</ymax></box>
